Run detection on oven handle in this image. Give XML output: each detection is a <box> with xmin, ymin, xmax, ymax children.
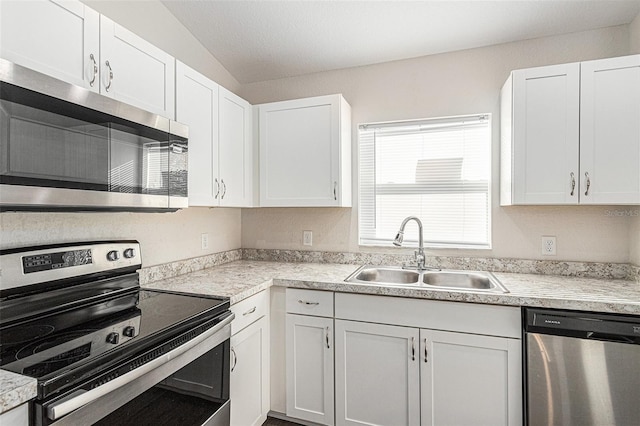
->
<box><xmin>46</xmin><ymin>312</ymin><xmax>234</xmax><ymax>421</ymax></box>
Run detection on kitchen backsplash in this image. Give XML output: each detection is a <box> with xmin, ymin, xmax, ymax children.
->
<box><xmin>139</xmin><ymin>249</ymin><xmax>242</xmax><ymax>284</ymax></box>
<box><xmin>139</xmin><ymin>248</ymin><xmax>639</xmax><ymax>284</ymax></box>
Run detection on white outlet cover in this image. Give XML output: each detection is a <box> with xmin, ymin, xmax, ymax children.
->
<box><xmin>541</xmin><ymin>236</ymin><xmax>556</xmax><ymax>256</ymax></box>
<box><xmin>303</xmin><ymin>230</ymin><xmax>313</xmax><ymax>246</ymax></box>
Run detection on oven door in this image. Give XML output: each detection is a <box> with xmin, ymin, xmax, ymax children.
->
<box><xmin>37</xmin><ymin>313</ymin><xmax>233</xmax><ymax>426</ymax></box>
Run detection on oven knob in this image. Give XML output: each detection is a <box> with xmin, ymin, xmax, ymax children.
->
<box><xmin>123</xmin><ymin>248</ymin><xmax>136</xmax><ymax>259</ymax></box>
<box><xmin>123</xmin><ymin>326</ymin><xmax>136</xmax><ymax>337</ymax></box>
<box><xmin>106</xmin><ymin>332</ymin><xmax>120</xmax><ymax>344</ymax></box>
<box><xmin>106</xmin><ymin>250</ymin><xmax>120</xmax><ymax>261</ymax></box>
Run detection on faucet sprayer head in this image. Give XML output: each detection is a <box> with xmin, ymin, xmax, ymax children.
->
<box><xmin>393</xmin><ymin>231</ymin><xmax>404</xmax><ymax>246</ymax></box>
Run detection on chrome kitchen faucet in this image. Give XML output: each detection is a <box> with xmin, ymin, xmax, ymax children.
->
<box><xmin>393</xmin><ymin>216</ymin><xmax>429</xmax><ymax>271</ymax></box>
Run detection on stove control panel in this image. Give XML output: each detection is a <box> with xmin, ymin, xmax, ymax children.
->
<box><xmin>1</xmin><ymin>241</ymin><xmax>142</xmax><ymax>291</ymax></box>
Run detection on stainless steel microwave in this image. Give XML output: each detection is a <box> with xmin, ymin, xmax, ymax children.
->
<box><xmin>0</xmin><ymin>59</ymin><xmax>188</xmax><ymax>211</ymax></box>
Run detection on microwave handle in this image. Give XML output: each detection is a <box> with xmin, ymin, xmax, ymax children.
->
<box><xmin>46</xmin><ymin>313</ymin><xmax>233</xmax><ymax>421</ymax></box>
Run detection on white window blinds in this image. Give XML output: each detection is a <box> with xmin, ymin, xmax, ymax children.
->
<box><xmin>359</xmin><ymin>114</ymin><xmax>491</xmax><ymax>248</ymax></box>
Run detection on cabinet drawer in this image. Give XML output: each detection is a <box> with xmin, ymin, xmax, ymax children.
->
<box><xmin>231</xmin><ymin>290</ymin><xmax>269</xmax><ymax>335</ymax></box>
<box><xmin>285</xmin><ymin>289</ymin><xmax>333</xmax><ymax>317</ymax></box>
<box><xmin>335</xmin><ymin>293</ymin><xmax>521</xmax><ymax>338</ymax></box>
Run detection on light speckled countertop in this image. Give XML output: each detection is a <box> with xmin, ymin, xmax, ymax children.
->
<box><xmin>0</xmin><ymin>370</ymin><xmax>37</xmax><ymax>415</ymax></box>
<box><xmin>143</xmin><ymin>260</ymin><xmax>640</xmax><ymax>315</ymax></box>
<box><xmin>3</xmin><ymin>260</ymin><xmax>638</xmax><ymax>415</ymax></box>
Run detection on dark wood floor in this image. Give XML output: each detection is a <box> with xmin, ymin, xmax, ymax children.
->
<box><xmin>262</xmin><ymin>416</ymin><xmax>303</xmax><ymax>426</ymax></box>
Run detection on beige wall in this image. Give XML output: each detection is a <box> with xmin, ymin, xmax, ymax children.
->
<box><xmin>241</xmin><ymin>25</ymin><xmax>633</xmax><ymax>263</ymax></box>
<box><xmin>1</xmin><ymin>208</ymin><xmax>241</xmax><ymax>267</ymax></box>
<box><xmin>0</xmin><ymin>1</ymin><xmax>244</xmax><ymax>267</ymax></box>
<box><xmin>631</xmin><ymin>12</ymin><xmax>640</xmax><ymax>54</ymax></box>
<box><xmin>631</xmin><ymin>215</ymin><xmax>640</xmax><ymax>265</ymax></box>
<box><xmin>82</xmin><ymin>0</ymin><xmax>240</xmax><ymax>92</ymax></box>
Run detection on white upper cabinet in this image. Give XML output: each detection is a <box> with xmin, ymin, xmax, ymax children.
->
<box><xmin>580</xmin><ymin>55</ymin><xmax>640</xmax><ymax>204</ymax></box>
<box><xmin>0</xmin><ymin>0</ymin><xmax>100</xmax><ymax>91</ymax></box>
<box><xmin>176</xmin><ymin>61</ymin><xmax>219</xmax><ymax>206</ymax></box>
<box><xmin>99</xmin><ymin>15</ymin><xmax>175</xmax><ymax>118</ymax></box>
<box><xmin>258</xmin><ymin>94</ymin><xmax>352</xmax><ymax>207</ymax></box>
<box><xmin>502</xmin><ymin>63</ymin><xmax>580</xmax><ymax>205</ymax></box>
<box><xmin>176</xmin><ymin>62</ymin><xmax>253</xmax><ymax>207</ymax></box>
<box><xmin>502</xmin><ymin>54</ymin><xmax>640</xmax><ymax>206</ymax></box>
<box><xmin>218</xmin><ymin>87</ymin><xmax>253</xmax><ymax>207</ymax></box>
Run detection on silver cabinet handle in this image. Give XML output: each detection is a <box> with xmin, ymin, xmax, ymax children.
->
<box><xmin>570</xmin><ymin>172</ymin><xmax>576</xmax><ymax>196</ymax></box>
<box><xmin>411</xmin><ymin>337</ymin><xmax>415</xmax><ymax>361</ymax></box>
<box><xmin>333</xmin><ymin>181</ymin><xmax>337</xmax><ymax>200</ymax></box>
<box><xmin>231</xmin><ymin>347</ymin><xmax>237</xmax><ymax>372</ymax></box>
<box><xmin>243</xmin><ymin>306</ymin><xmax>256</xmax><ymax>316</ymax></box>
<box><xmin>424</xmin><ymin>338</ymin><xmax>428</xmax><ymax>363</ymax></box>
<box><xmin>214</xmin><ymin>178</ymin><xmax>220</xmax><ymax>199</ymax></box>
<box><xmin>584</xmin><ymin>172</ymin><xmax>591</xmax><ymax>196</ymax></box>
<box><xmin>298</xmin><ymin>300</ymin><xmax>319</xmax><ymax>306</ymax></box>
<box><xmin>221</xmin><ymin>179</ymin><xmax>227</xmax><ymax>199</ymax></box>
<box><xmin>325</xmin><ymin>327</ymin><xmax>330</xmax><ymax>349</ymax></box>
<box><xmin>89</xmin><ymin>53</ymin><xmax>97</xmax><ymax>87</ymax></box>
<box><xmin>104</xmin><ymin>60</ymin><xmax>113</xmax><ymax>92</ymax></box>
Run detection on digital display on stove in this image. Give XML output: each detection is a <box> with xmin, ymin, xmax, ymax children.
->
<box><xmin>23</xmin><ymin>343</ymin><xmax>92</xmax><ymax>377</ymax></box>
<box><xmin>22</xmin><ymin>249</ymin><xmax>93</xmax><ymax>274</ymax></box>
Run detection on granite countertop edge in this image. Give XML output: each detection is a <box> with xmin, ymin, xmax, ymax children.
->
<box><xmin>0</xmin><ymin>370</ymin><xmax>37</xmax><ymax>415</ymax></box>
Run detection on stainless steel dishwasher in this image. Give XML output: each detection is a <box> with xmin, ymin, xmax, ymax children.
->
<box><xmin>524</xmin><ymin>308</ymin><xmax>640</xmax><ymax>426</ymax></box>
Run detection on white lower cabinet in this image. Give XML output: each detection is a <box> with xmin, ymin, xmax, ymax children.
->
<box><xmin>0</xmin><ymin>403</ymin><xmax>28</xmax><ymax>426</ymax></box>
<box><xmin>230</xmin><ymin>291</ymin><xmax>270</xmax><ymax>426</ymax></box>
<box><xmin>420</xmin><ymin>329</ymin><xmax>522</xmax><ymax>426</ymax></box>
<box><xmin>285</xmin><ymin>313</ymin><xmax>335</xmax><ymax>425</ymax></box>
<box><xmin>283</xmin><ymin>290</ymin><xmax>522</xmax><ymax>426</ymax></box>
<box><xmin>335</xmin><ymin>320</ymin><xmax>420</xmax><ymax>426</ymax></box>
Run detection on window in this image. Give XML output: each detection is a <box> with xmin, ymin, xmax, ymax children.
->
<box><xmin>359</xmin><ymin>114</ymin><xmax>491</xmax><ymax>248</ymax></box>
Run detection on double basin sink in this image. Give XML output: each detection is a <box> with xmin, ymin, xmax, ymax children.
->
<box><xmin>345</xmin><ymin>265</ymin><xmax>509</xmax><ymax>293</ymax></box>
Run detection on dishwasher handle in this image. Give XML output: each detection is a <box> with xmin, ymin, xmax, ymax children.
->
<box><xmin>586</xmin><ymin>332</ymin><xmax>636</xmax><ymax>344</ymax></box>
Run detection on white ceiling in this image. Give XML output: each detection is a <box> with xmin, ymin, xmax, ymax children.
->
<box><xmin>162</xmin><ymin>0</ymin><xmax>640</xmax><ymax>84</ymax></box>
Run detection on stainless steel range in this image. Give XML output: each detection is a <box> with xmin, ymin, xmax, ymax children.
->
<box><xmin>0</xmin><ymin>241</ymin><xmax>233</xmax><ymax>426</ymax></box>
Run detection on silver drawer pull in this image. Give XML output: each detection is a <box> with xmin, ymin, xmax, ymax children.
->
<box><xmin>298</xmin><ymin>300</ymin><xmax>320</xmax><ymax>306</ymax></box>
<box><xmin>243</xmin><ymin>306</ymin><xmax>256</xmax><ymax>316</ymax></box>
<box><xmin>231</xmin><ymin>347</ymin><xmax>237</xmax><ymax>372</ymax></box>
<box><xmin>104</xmin><ymin>60</ymin><xmax>113</xmax><ymax>92</ymax></box>
<box><xmin>411</xmin><ymin>337</ymin><xmax>415</xmax><ymax>361</ymax></box>
<box><xmin>570</xmin><ymin>172</ymin><xmax>576</xmax><ymax>196</ymax></box>
<box><xmin>89</xmin><ymin>53</ymin><xmax>97</xmax><ymax>87</ymax></box>
<box><xmin>584</xmin><ymin>172</ymin><xmax>591</xmax><ymax>196</ymax></box>
<box><xmin>424</xmin><ymin>338</ymin><xmax>428</xmax><ymax>363</ymax></box>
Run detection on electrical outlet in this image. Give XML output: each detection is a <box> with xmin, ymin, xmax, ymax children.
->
<box><xmin>201</xmin><ymin>233</ymin><xmax>209</xmax><ymax>250</ymax></box>
<box><xmin>542</xmin><ymin>236</ymin><xmax>556</xmax><ymax>256</ymax></box>
<box><xmin>303</xmin><ymin>230</ymin><xmax>313</xmax><ymax>246</ymax></box>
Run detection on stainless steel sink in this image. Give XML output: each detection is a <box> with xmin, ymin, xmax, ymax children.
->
<box><xmin>345</xmin><ymin>265</ymin><xmax>508</xmax><ymax>293</ymax></box>
<box><xmin>353</xmin><ymin>267</ymin><xmax>420</xmax><ymax>284</ymax></box>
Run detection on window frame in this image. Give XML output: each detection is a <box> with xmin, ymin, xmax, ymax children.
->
<box><xmin>358</xmin><ymin>113</ymin><xmax>492</xmax><ymax>249</ymax></box>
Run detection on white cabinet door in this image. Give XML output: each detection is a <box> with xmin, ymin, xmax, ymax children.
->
<box><xmin>335</xmin><ymin>319</ymin><xmax>420</xmax><ymax>426</ymax></box>
<box><xmin>503</xmin><ymin>63</ymin><xmax>580</xmax><ymax>205</ymax></box>
<box><xmin>259</xmin><ymin>94</ymin><xmax>351</xmax><ymax>207</ymax></box>
<box><xmin>99</xmin><ymin>15</ymin><xmax>175</xmax><ymax>118</ymax></box>
<box><xmin>286</xmin><ymin>313</ymin><xmax>334</xmax><ymax>425</ymax></box>
<box><xmin>176</xmin><ymin>61</ymin><xmax>219</xmax><ymax>206</ymax></box>
<box><xmin>580</xmin><ymin>54</ymin><xmax>640</xmax><ymax>204</ymax></box>
<box><xmin>0</xmin><ymin>0</ymin><xmax>100</xmax><ymax>91</ymax></box>
<box><xmin>219</xmin><ymin>87</ymin><xmax>253</xmax><ymax>207</ymax></box>
<box><xmin>420</xmin><ymin>329</ymin><xmax>522</xmax><ymax>426</ymax></box>
<box><xmin>230</xmin><ymin>316</ymin><xmax>270</xmax><ymax>426</ymax></box>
